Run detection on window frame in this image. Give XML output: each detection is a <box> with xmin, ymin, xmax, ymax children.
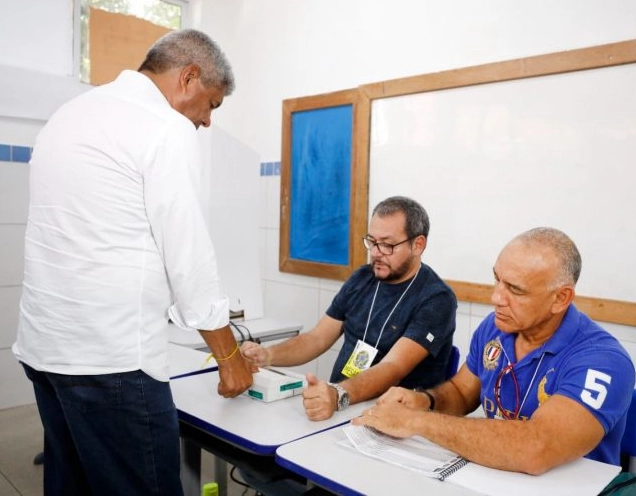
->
<box><xmin>72</xmin><ymin>0</ymin><xmax>191</xmax><ymax>83</ymax></box>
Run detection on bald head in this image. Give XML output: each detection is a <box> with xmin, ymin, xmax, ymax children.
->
<box><xmin>506</xmin><ymin>227</ymin><xmax>582</xmax><ymax>289</ymax></box>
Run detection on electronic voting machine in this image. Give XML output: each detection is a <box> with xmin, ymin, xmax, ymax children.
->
<box><xmin>245</xmin><ymin>367</ymin><xmax>307</xmax><ymax>402</ymax></box>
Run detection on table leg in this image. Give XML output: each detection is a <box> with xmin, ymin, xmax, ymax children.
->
<box><xmin>180</xmin><ymin>437</ymin><xmax>201</xmax><ymax>496</ymax></box>
<box><xmin>215</xmin><ymin>457</ymin><xmax>228</xmax><ymax>496</ymax></box>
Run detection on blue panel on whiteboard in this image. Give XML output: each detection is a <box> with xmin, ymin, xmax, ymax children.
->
<box><xmin>290</xmin><ymin>105</ymin><xmax>353</xmax><ymax>265</ymax></box>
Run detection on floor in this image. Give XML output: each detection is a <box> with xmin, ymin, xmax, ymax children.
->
<box><xmin>0</xmin><ymin>403</ymin><xmax>257</xmax><ymax>496</ymax></box>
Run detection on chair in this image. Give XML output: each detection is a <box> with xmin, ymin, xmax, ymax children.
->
<box><xmin>445</xmin><ymin>345</ymin><xmax>460</xmax><ymax>380</ymax></box>
<box><xmin>620</xmin><ymin>389</ymin><xmax>636</xmax><ymax>472</ymax></box>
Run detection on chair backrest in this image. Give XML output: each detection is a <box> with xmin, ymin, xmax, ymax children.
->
<box><xmin>621</xmin><ymin>389</ymin><xmax>636</xmax><ymax>457</ymax></box>
<box><xmin>445</xmin><ymin>345</ymin><xmax>460</xmax><ymax>380</ymax></box>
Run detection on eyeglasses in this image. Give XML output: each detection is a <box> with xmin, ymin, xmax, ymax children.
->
<box><xmin>493</xmin><ymin>363</ymin><xmax>521</xmax><ymax>420</ymax></box>
<box><xmin>362</xmin><ymin>235</ymin><xmax>414</xmax><ymax>255</ymax></box>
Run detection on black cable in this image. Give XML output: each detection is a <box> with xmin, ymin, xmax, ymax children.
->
<box><xmin>229</xmin><ymin>320</ymin><xmax>247</xmax><ymax>343</ymax></box>
<box><xmin>229</xmin><ymin>465</ymin><xmax>254</xmax><ymax>490</ymax></box>
<box><xmin>230</xmin><ymin>321</ymin><xmax>254</xmax><ymax>342</ymax></box>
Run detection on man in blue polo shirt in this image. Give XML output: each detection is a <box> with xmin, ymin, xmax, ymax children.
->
<box><xmin>355</xmin><ymin>227</ymin><xmax>634</xmax><ymax>473</ymax></box>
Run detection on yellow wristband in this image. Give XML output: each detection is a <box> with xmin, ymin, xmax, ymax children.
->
<box><xmin>203</xmin><ymin>343</ymin><xmax>239</xmax><ymax>367</ymax></box>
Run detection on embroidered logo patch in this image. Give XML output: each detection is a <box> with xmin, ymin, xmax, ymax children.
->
<box><xmin>483</xmin><ymin>339</ymin><xmax>502</xmax><ymax>371</ymax></box>
<box><xmin>537</xmin><ymin>368</ymin><xmax>554</xmax><ymax>405</ymax></box>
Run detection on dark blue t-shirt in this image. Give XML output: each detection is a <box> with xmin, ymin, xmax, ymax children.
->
<box><xmin>326</xmin><ymin>263</ymin><xmax>457</xmax><ymax>389</ymax></box>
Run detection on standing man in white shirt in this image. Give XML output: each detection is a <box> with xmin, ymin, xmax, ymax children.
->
<box><xmin>13</xmin><ymin>29</ymin><xmax>252</xmax><ymax>496</ymax></box>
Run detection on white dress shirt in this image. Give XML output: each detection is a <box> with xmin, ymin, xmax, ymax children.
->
<box><xmin>13</xmin><ymin>70</ymin><xmax>229</xmax><ymax>381</ymax></box>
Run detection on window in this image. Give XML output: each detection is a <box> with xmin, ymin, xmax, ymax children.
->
<box><xmin>74</xmin><ymin>0</ymin><xmax>189</xmax><ymax>85</ymax></box>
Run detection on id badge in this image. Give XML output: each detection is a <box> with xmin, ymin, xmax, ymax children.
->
<box><xmin>341</xmin><ymin>340</ymin><xmax>378</xmax><ymax>378</ymax></box>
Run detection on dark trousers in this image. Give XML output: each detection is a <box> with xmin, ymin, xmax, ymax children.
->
<box><xmin>23</xmin><ymin>363</ymin><xmax>184</xmax><ymax>496</ymax></box>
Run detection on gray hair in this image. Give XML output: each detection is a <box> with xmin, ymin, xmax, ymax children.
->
<box><xmin>138</xmin><ymin>29</ymin><xmax>235</xmax><ymax>94</ymax></box>
<box><xmin>372</xmin><ymin>196</ymin><xmax>430</xmax><ymax>238</ymax></box>
<box><xmin>513</xmin><ymin>227</ymin><xmax>582</xmax><ymax>287</ymax></box>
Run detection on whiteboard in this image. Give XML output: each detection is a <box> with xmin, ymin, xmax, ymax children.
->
<box><xmin>369</xmin><ymin>63</ymin><xmax>636</xmax><ymax>302</ymax></box>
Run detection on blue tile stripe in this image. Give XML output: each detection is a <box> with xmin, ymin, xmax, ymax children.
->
<box><xmin>260</xmin><ymin>161</ymin><xmax>281</xmax><ymax>176</ymax></box>
<box><xmin>2</xmin><ymin>147</ymin><xmax>277</xmax><ymax>172</ymax></box>
<box><xmin>0</xmin><ymin>143</ymin><xmax>32</xmax><ymax>163</ymax></box>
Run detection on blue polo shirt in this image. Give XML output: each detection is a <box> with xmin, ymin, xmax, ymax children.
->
<box><xmin>326</xmin><ymin>263</ymin><xmax>457</xmax><ymax>389</ymax></box>
<box><xmin>466</xmin><ymin>305</ymin><xmax>635</xmax><ymax>465</ymax></box>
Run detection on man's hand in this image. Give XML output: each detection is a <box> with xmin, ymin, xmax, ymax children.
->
<box><xmin>377</xmin><ymin>386</ymin><xmax>430</xmax><ymax>409</ymax></box>
<box><xmin>240</xmin><ymin>341</ymin><xmax>271</xmax><ymax>370</ymax></box>
<box><xmin>351</xmin><ymin>386</ymin><xmax>431</xmax><ymax>435</ymax></box>
<box><xmin>352</xmin><ymin>401</ymin><xmax>421</xmax><ymax>438</ymax></box>
<box><xmin>302</xmin><ymin>373</ymin><xmax>338</xmax><ymax>421</ymax></box>
<box><xmin>216</xmin><ymin>351</ymin><xmax>253</xmax><ymax>398</ymax></box>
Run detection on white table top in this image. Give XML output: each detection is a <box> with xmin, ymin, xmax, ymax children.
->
<box><xmin>276</xmin><ymin>426</ymin><xmax>476</xmax><ymax>496</ymax></box>
<box><xmin>168</xmin><ymin>317</ymin><xmax>303</xmax><ymax>348</ymax></box>
<box><xmin>171</xmin><ymin>370</ymin><xmax>373</xmax><ymax>455</ymax></box>
<box><xmin>168</xmin><ymin>343</ymin><xmax>216</xmax><ymax>379</ymax></box>
<box><xmin>276</xmin><ymin>426</ymin><xmax>622</xmax><ymax>496</ymax></box>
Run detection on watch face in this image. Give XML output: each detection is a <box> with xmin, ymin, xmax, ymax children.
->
<box><xmin>330</xmin><ymin>383</ymin><xmax>350</xmax><ymax>411</ymax></box>
<box><xmin>338</xmin><ymin>390</ymin><xmax>350</xmax><ymax>410</ymax></box>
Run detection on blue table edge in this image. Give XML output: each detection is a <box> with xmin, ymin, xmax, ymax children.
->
<box><xmin>275</xmin><ymin>450</ymin><xmax>365</xmax><ymax>496</ymax></box>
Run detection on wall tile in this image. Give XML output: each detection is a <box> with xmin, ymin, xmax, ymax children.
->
<box><xmin>0</xmin><ymin>162</ymin><xmax>29</xmax><ymax>223</ymax></box>
<box><xmin>0</xmin><ymin>286</ymin><xmax>21</xmax><ymax>348</ymax></box>
<box><xmin>318</xmin><ymin>287</ymin><xmax>339</xmax><ymax>315</ymax></box>
<box><xmin>456</xmin><ymin>301</ymin><xmax>471</xmax><ymax>315</ymax></box>
<box><xmin>0</xmin><ymin>144</ymin><xmax>10</xmax><ymax>161</ymax></box>
<box><xmin>259</xmin><ymin>161</ymin><xmax>281</xmax><ymax>177</ymax></box>
<box><xmin>0</xmin><ymin>349</ymin><xmax>35</xmax><ymax>409</ymax></box>
<box><xmin>471</xmin><ymin>302</ymin><xmax>493</xmax><ymax>319</ymax></box>
<box><xmin>263</xmin><ymin>227</ymin><xmax>319</xmax><ymax>289</ymax></box>
<box><xmin>263</xmin><ymin>279</ymin><xmax>319</xmax><ymax>335</ymax></box>
<box><xmin>602</xmin><ymin>321</ymin><xmax>636</xmax><ymax>343</ymax></box>
<box><xmin>454</xmin><ymin>311</ymin><xmax>472</xmax><ymax>361</ymax></box>
<box><xmin>258</xmin><ymin>227</ymin><xmax>268</xmax><ymax>280</ymax></box>
<box><xmin>258</xmin><ymin>173</ymin><xmax>268</xmax><ymax>230</ymax></box>
<box><xmin>265</xmin><ymin>175</ymin><xmax>280</xmax><ymax>230</ymax></box>
<box><xmin>0</xmin><ymin>143</ymin><xmax>33</xmax><ymax>164</ymax></box>
<box><xmin>11</xmin><ymin>146</ymin><xmax>31</xmax><ymax>163</ymax></box>
<box><xmin>0</xmin><ymin>225</ymin><xmax>26</xmax><ymax>285</ymax></box>
<box><xmin>319</xmin><ymin>278</ymin><xmax>344</xmax><ymax>293</ymax></box>
<box><xmin>620</xmin><ymin>341</ymin><xmax>636</xmax><ymax>371</ymax></box>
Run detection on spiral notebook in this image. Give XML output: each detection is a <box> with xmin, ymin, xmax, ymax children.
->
<box><xmin>341</xmin><ymin>424</ymin><xmax>468</xmax><ymax>481</ymax></box>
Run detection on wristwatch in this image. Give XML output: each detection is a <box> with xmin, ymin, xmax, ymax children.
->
<box><xmin>328</xmin><ymin>382</ymin><xmax>350</xmax><ymax>411</ymax></box>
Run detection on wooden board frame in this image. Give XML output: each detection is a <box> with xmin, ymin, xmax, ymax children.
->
<box><xmin>358</xmin><ymin>39</ymin><xmax>636</xmax><ymax>326</ymax></box>
<box><xmin>280</xmin><ymin>89</ymin><xmax>371</xmax><ymax>280</ymax></box>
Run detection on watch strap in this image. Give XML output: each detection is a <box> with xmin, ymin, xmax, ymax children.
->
<box><xmin>328</xmin><ymin>382</ymin><xmax>349</xmax><ymax>411</ymax></box>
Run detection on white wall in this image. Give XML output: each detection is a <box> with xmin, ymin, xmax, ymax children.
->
<box><xmin>1</xmin><ymin>0</ymin><xmax>636</xmax><ymax>408</ymax></box>
<box><xmin>0</xmin><ymin>117</ymin><xmax>39</xmax><ymax>407</ymax></box>
<box><xmin>198</xmin><ymin>0</ymin><xmax>636</xmax><ymax>374</ymax></box>
<box><xmin>199</xmin><ymin>0</ymin><xmax>636</xmax><ymax>160</ymax></box>
<box><xmin>201</xmin><ymin>0</ymin><xmax>636</xmax><ymax>373</ymax></box>
<box><xmin>0</xmin><ymin>0</ymin><xmax>73</xmax><ymax>76</ymax></box>
<box><xmin>0</xmin><ymin>0</ymin><xmax>91</xmax><ymax>409</ymax></box>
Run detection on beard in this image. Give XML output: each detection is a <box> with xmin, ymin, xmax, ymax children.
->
<box><xmin>373</xmin><ymin>253</ymin><xmax>416</xmax><ymax>282</ymax></box>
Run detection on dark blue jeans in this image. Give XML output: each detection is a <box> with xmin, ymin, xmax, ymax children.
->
<box><xmin>23</xmin><ymin>363</ymin><xmax>184</xmax><ymax>496</ymax></box>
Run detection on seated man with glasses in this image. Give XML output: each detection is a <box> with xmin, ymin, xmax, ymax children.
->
<box><xmin>242</xmin><ymin>195</ymin><xmax>457</xmax><ymax>421</ymax></box>
<box><xmin>238</xmin><ymin>195</ymin><xmax>456</xmax><ymax>495</ymax></box>
<box><xmin>354</xmin><ymin>227</ymin><xmax>635</xmax><ymax>473</ymax></box>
